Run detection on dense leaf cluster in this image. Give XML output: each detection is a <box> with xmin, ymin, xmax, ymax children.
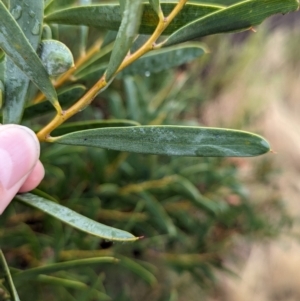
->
<box><xmin>0</xmin><ymin>0</ymin><xmax>297</xmax><ymax>300</ymax></box>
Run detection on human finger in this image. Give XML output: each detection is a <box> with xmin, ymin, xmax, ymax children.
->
<box><xmin>0</xmin><ymin>125</ymin><xmax>40</xmax><ymax>214</ymax></box>
<box><xmin>18</xmin><ymin>160</ymin><xmax>45</xmax><ymax>193</ymax></box>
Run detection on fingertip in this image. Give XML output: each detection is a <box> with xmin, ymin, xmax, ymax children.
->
<box><xmin>18</xmin><ymin>160</ymin><xmax>45</xmax><ymax>193</ymax></box>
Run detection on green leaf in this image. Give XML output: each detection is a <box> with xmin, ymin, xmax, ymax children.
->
<box><xmin>52</xmin><ymin>119</ymin><xmax>140</xmax><ymax>136</ymax></box>
<box><xmin>118</xmin><ymin>0</ymin><xmax>126</xmax><ymax>13</ymax></box>
<box><xmin>118</xmin><ymin>256</ymin><xmax>157</xmax><ymax>286</ymax></box>
<box><xmin>2</xmin><ymin>0</ymin><xmax>44</xmax><ymax>124</ymax></box>
<box><xmin>38</xmin><ymin>39</ymin><xmax>74</xmax><ymax>77</ymax></box>
<box><xmin>140</xmin><ymin>192</ymin><xmax>177</xmax><ymax>237</ymax></box>
<box><xmin>34</xmin><ymin>275</ymin><xmax>111</xmax><ymax>300</ymax></box>
<box><xmin>0</xmin><ymin>51</ymin><xmax>4</xmax><ymax>107</ymax></box>
<box><xmin>0</xmin><ymin>80</ymin><xmax>4</xmax><ymax>109</ymax></box>
<box><xmin>78</xmin><ymin>0</ymin><xmax>92</xmax><ymax>55</ymax></box>
<box><xmin>12</xmin><ymin>257</ymin><xmax>118</xmax><ymax>282</ymax></box>
<box><xmin>163</xmin><ymin>0</ymin><xmax>299</xmax><ymax>46</ymax></box>
<box><xmin>49</xmin><ymin>126</ymin><xmax>270</xmax><ymax>157</ymax></box>
<box><xmin>122</xmin><ymin>42</ymin><xmax>207</xmax><ymax>75</ymax></box>
<box><xmin>0</xmin><ymin>1</ymin><xmax>59</xmax><ymax>116</ymax></box>
<box><xmin>15</xmin><ymin>193</ymin><xmax>138</xmax><ymax>242</ymax></box>
<box><xmin>171</xmin><ymin>175</ymin><xmax>220</xmax><ymax>214</ymax></box>
<box><xmin>31</xmin><ymin>189</ymin><xmax>59</xmax><ymax>203</ymax></box>
<box><xmin>45</xmin><ymin>3</ymin><xmax>224</xmax><ymax>35</ymax></box>
<box><xmin>105</xmin><ymin>0</ymin><xmax>143</xmax><ymax>81</ymax></box>
<box><xmin>149</xmin><ymin>0</ymin><xmax>161</xmax><ymax>16</ymax></box>
<box><xmin>0</xmin><ymin>250</ymin><xmax>21</xmax><ymax>301</ymax></box>
<box><xmin>21</xmin><ymin>84</ymin><xmax>86</xmax><ymax>121</ymax></box>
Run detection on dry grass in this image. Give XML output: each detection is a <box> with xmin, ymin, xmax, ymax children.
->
<box><xmin>199</xmin><ymin>15</ymin><xmax>300</xmax><ymax>301</ymax></box>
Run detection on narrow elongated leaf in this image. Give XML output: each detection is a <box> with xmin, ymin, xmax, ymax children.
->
<box><xmin>3</xmin><ymin>0</ymin><xmax>44</xmax><ymax>124</ymax></box>
<box><xmin>52</xmin><ymin>119</ymin><xmax>140</xmax><ymax>136</ymax></box>
<box><xmin>0</xmin><ymin>80</ymin><xmax>4</xmax><ymax>109</ymax></box>
<box><xmin>0</xmin><ymin>250</ymin><xmax>21</xmax><ymax>301</ymax></box>
<box><xmin>50</xmin><ymin>126</ymin><xmax>270</xmax><ymax>157</ymax></box>
<box><xmin>105</xmin><ymin>0</ymin><xmax>143</xmax><ymax>80</ymax></box>
<box><xmin>172</xmin><ymin>175</ymin><xmax>219</xmax><ymax>214</ymax></box>
<box><xmin>45</xmin><ymin>3</ymin><xmax>224</xmax><ymax>35</ymax></box>
<box><xmin>0</xmin><ymin>84</ymin><xmax>84</xmax><ymax>122</ymax></box>
<box><xmin>31</xmin><ymin>189</ymin><xmax>59</xmax><ymax>203</ymax></box>
<box><xmin>21</xmin><ymin>85</ymin><xmax>86</xmax><ymax>121</ymax></box>
<box><xmin>79</xmin><ymin>0</ymin><xmax>92</xmax><ymax>55</ymax></box>
<box><xmin>0</xmin><ymin>2</ymin><xmax>59</xmax><ymax>112</ymax></box>
<box><xmin>122</xmin><ymin>42</ymin><xmax>207</xmax><ymax>75</ymax></box>
<box><xmin>12</xmin><ymin>257</ymin><xmax>117</xmax><ymax>282</ymax></box>
<box><xmin>0</xmin><ymin>51</ymin><xmax>4</xmax><ymax>108</ymax></box>
<box><xmin>15</xmin><ymin>193</ymin><xmax>137</xmax><ymax>242</ymax></box>
<box><xmin>164</xmin><ymin>0</ymin><xmax>299</xmax><ymax>46</ymax></box>
<box><xmin>140</xmin><ymin>192</ymin><xmax>177</xmax><ymax>237</ymax></box>
<box><xmin>119</xmin><ymin>256</ymin><xmax>157</xmax><ymax>286</ymax></box>
<box><xmin>149</xmin><ymin>0</ymin><xmax>161</xmax><ymax>16</ymax></box>
<box><xmin>35</xmin><ymin>275</ymin><xmax>111</xmax><ymax>300</ymax></box>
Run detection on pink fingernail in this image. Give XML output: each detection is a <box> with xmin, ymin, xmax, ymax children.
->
<box><xmin>0</xmin><ymin>125</ymin><xmax>40</xmax><ymax>190</ymax></box>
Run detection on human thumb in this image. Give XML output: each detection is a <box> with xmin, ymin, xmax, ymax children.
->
<box><xmin>0</xmin><ymin>125</ymin><xmax>40</xmax><ymax>214</ymax></box>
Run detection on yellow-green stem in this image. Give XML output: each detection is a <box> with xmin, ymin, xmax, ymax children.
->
<box><xmin>37</xmin><ymin>0</ymin><xmax>188</xmax><ymax>142</ymax></box>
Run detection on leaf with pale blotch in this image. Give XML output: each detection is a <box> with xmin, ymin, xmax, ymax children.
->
<box><xmin>122</xmin><ymin>42</ymin><xmax>207</xmax><ymax>75</ymax></box>
<box><xmin>163</xmin><ymin>0</ymin><xmax>299</xmax><ymax>46</ymax></box>
<box><xmin>0</xmin><ymin>1</ymin><xmax>59</xmax><ymax>120</ymax></box>
<box><xmin>49</xmin><ymin>126</ymin><xmax>270</xmax><ymax>157</ymax></box>
<box><xmin>52</xmin><ymin>119</ymin><xmax>140</xmax><ymax>136</ymax></box>
<box><xmin>15</xmin><ymin>193</ymin><xmax>138</xmax><ymax>242</ymax></box>
<box><xmin>0</xmin><ymin>250</ymin><xmax>21</xmax><ymax>301</ymax></box>
<box><xmin>105</xmin><ymin>0</ymin><xmax>143</xmax><ymax>80</ymax></box>
<box><xmin>38</xmin><ymin>39</ymin><xmax>74</xmax><ymax>77</ymax></box>
<box><xmin>45</xmin><ymin>3</ymin><xmax>224</xmax><ymax>35</ymax></box>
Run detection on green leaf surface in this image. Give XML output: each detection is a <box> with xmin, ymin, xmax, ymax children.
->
<box><xmin>0</xmin><ymin>51</ymin><xmax>4</xmax><ymax>106</ymax></box>
<box><xmin>50</xmin><ymin>126</ymin><xmax>270</xmax><ymax>157</ymax></box>
<box><xmin>21</xmin><ymin>84</ymin><xmax>86</xmax><ymax>121</ymax></box>
<box><xmin>0</xmin><ymin>1</ymin><xmax>58</xmax><ymax>116</ymax></box>
<box><xmin>13</xmin><ymin>257</ymin><xmax>117</xmax><ymax>282</ymax></box>
<box><xmin>35</xmin><ymin>275</ymin><xmax>111</xmax><ymax>300</ymax></box>
<box><xmin>45</xmin><ymin>3</ymin><xmax>224</xmax><ymax>35</ymax></box>
<box><xmin>0</xmin><ymin>250</ymin><xmax>21</xmax><ymax>301</ymax></box>
<box><xmin>52</xmin><ymin>119</ymin><xmax>140</xmax><ymax>136</ymax></box>
<box><xmin>119</xmin><ymin>256</ymin><xmax>157</xmax><ymax>286</ymax></box>
<box><xmin>164</xmin><ymin>0</ymin><xmax>299</xmax><ymax>46</ymax></box>
<box><xmin>38</xmin><ymin>39</ymin><xmax>74</xmax><ymax>77</ymax></box>
<box><xmin>149</xmin><ymin>0</ymin><xmax>161</xmax><ymax>16</ymax></box>
<box><xmin>122</xmin><ymin>42</ymin><xmax>207</xmax><ymax>75</ymax></box>
<box><xmin>31</xmin><ymin>189</ymin><xmax>59</xmax><ymax>203</ymax></box>
<box><xmin>105</xmin><ymin>0</ymin><xmax>143</xmax><ymax>80</ymax></box>
<box><xmin>0</xmin><ymin>80</ymin><xmax>4</xmax><ymax>109</ymax></box>
<box><xmin>78</xmin><ymin>0</ymin><xmax>92</xmax><ymax>55</ymax></box>
<box><xmin>140</xmin><ymin>192</ymin><xmax>177</xmax><ymax>237</ymax></box>
<box><xmin>172</xmin><ymin>175</ymin><xmax>219</xmax><ymax>214</ymax></box>
<box><xmin>15</xmin><ymin>193</ymin><xmax>138</xmax><ymax>242</ymax></box>
<box><xmin>3</xmin><ymin>0</ymin><xmax>44</xmax><ymax>124</ymax></box>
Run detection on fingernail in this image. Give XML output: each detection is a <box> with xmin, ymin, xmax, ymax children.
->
<box><xmin>0</xmin><ymin>125</ymin><xmax>40</xmax><ymax>190</ymax></box>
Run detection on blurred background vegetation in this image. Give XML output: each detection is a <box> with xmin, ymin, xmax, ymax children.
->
<box><xmin>1</xmin><ymin>1</ymin><xmax>300</xmax><ymax>301</ymax></box>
